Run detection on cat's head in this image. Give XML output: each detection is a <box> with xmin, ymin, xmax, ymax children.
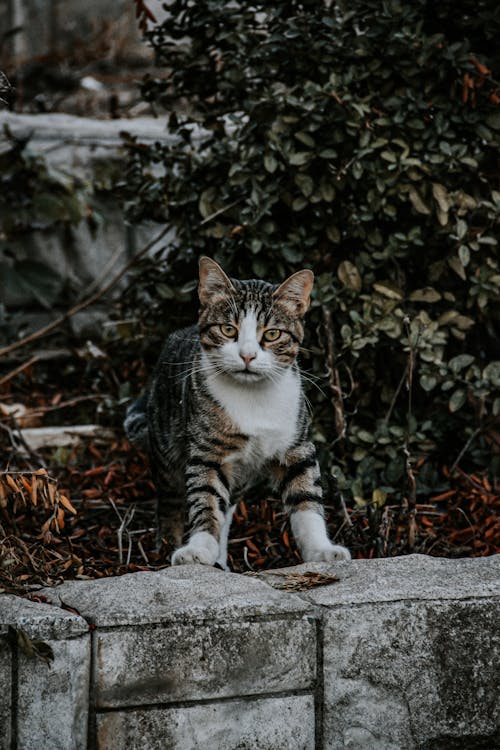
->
<box><xmin>197</xmin><ymin>256</ymin><xmax>313</xmax><ymax>384</ymax></box>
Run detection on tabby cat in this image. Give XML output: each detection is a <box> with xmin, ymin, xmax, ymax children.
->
<box><xmin>124</xmin><ymin>257</ymin><xmax>351</xmax><ymax>568</ymax></box>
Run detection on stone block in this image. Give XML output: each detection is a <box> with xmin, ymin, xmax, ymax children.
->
<box><xmin>323</xmin><ymin>598</ymin><xmax>499</xmax><ymax>749</ymax></box>
<box><xmin>42</xmin><ymin>565</ymin><xmax>316</xmax><ymax>708</ymax></box>
<box><xmin>0</xmin><ymin>633</ymin><xmax>12</xmax><ymax>750</ymax></box>
<box><xmin>17</xmin><ymin>634</ymin><xmax>90</xmax><ymax>750</ymax></box>
<box><xmin>96</xmin><ymin>694</ymin><xmax>315</xmax><ymax>750</ymax></box>
<box><xmin>95</xmin><ymin>616</ymin><xmax>316</xmax><ymax>708</ymax></box>
<box><xmin>0</xmin><ymin>594</ymin><xmax>88</xmax><ymax>640</ymax></box>
<box><xmin>0</xmin><ymin>595</ymin><xmax>90</xmax><ymax>750</ymax></box>
<box><xmin>259</xmin><ymin>554</ymin><xmax>500</xmax><ymax>750</ymax></box>
<box><xmin>0</xmin><ymin>112</ymin><xmax>176</xmax><ymax>313</ymax></box>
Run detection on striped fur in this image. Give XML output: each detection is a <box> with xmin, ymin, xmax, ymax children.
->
<box><xmin>124</xmin><ymin>257</ymin><xmax>351</xmax><ymax>567</ymax></box>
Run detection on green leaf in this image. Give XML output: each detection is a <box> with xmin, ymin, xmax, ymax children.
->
<box><xmin>373</xmin><ymin>281</ymin><xmax>404</xmax><ymax>300</ymax></box>
<box><xmin>456</xmin><ymin>219</ymin><xmax>468</xmax><ymax>240</ymax></box>
<box><xmin>289</xmin><ymin>151</ymin><xmax>311</xmax><ymax>166</ymax></box>
<box><xmin>449</xmin><ymin>354</ymin><xmax>474</xmax><ymax>373</ymax></box>
<box><xmin>448</xmin><ymin>256</ymin><xmax>466</xmax><ymax>280</ymax></box>
<box><xmin>320</xmin><ymin>180</ymin><xmax>336</xmax><ymax>202</ymax></box>
<box><xmin>318</xmin><ymin>148</ymin><xmax>337</xmax><ymax>159</ymax></box>
<box><xmin>326</xmin><ymin>225</ymin><xmax>340</xmax><ymax>242</ymax></box>
<box><xmin>294</xmin><ymin>131</ymin><xmax>315</xmax><ymax>147</ymax></box>
<box><xmin>282</xmin><ymin>247</ymin><xmax>304</xmax><ymax>263</ymax></box>
<box><xmin>420</xmin><ymin>375</ymin><xmax>437</xmax><ymax>392</ymax></box>
<box><xmin>380</xmin><ymin>150</ymin><xmax>397</xmax><ymax>163</ymax></box>
<box><xmin>408</xmin><ymin>187</ymin><xmax>431</xmax><ymax>215</ymax></box>
<box><xmin>264</xmin><ymin>154</ymin><xmax>278</xmax><ymax>173</ymax></box>
<box><xmin>449</xmin><ymin>389</ymin><xmax>466</xmax><ymax>412</ymax></box>
<box><xmin>483</xmin><ymin>361</ymin><xmax>500</xmax><ymax>388</ymax></box>
<box><xmin>372</xmin><ymin>488</ymin><xmax>388</xmax><ymax>508</ymax></box>
<box><xmin>409</xmin><ymin>287</ymin><xmax>442</xmax><ymax>303</ymax></box>
<box><xmin>458</xmin><ymin>245</ymin><xmax>470</xmax><ymax>267</ymax></box>
<box><xmin>294</xmin><ymin>173</ymin><xmax>314</xmax><ymax>197</ymax></box>
<box><xmin>292</xmin><ymin>196</ymin><xmax>308</xmax><ymax>211</ymax></box>
<box><xmin>431</xmin><ymin>182</ymin><xmax>452</xmax><ymax>213</ymax></box>
<box><xmin>337</xmin><ymin>260</ymin><xmax>362</xmax><ymax>292</ymax></box>
<box><xmin>198</xmin><ymin>187</ymin><xmax>217</xmax><ymax>219</ymax></box>
<box><xmin>357</xmin><ymin>430</ymin><xmax>375</xmax><ymax>443</ymax></box>
<box><xmin>485</xmin><ymin>111</ymin><xmax>500</xmax><ymax>130</ymax></box>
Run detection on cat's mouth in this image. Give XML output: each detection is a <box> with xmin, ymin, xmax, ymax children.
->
<box><xmin>228</xmin><ymin>369</ymin><xmax>267</xmax><ymax>384</ymax></box>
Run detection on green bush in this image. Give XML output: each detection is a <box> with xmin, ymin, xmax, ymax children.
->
<box><xmin>119</xmin><ymin>0</ymin><xmax>500</xmax><ymax>508</ymax></box>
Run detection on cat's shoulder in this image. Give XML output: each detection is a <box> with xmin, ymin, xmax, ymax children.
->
<box><xmin>158</xmin><ymin>325</ymin><xmax>200</xmax><ymax>365</ymax></box>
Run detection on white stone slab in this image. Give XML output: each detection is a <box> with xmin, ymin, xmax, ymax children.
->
<box><xmin>94</xmin><ymin>616</ymin><xmax>316</xmax><ymax>707</ymax></box>
<box><xmin>322</xmin><ymin>597</ymin><xmax>499</xmax><ymax>750</ymax></box>
<box><xmin>0</xmin><ymin>594</ymin><xmax>88</xmax><ymax>640</ymax></box>
<box><xmin>258</xmin><ymin>553</ymin><xmax>500</xmax><ymax>606</ymax></box>
<box><xmin>0</xmin><ymin>112</ymin><xmax>174</xmax><ymax>145</ymax></box>
<box><xmin>17</xmin><ymin>634</ymin><xmax>90</xmax><ymax>750</ymax></box>
<box><xmin>41</xmin><ymin>564</ymin><xmax>313</xmax><ymax>627</ymax></box>
<box><xmin>0</xmin><ymin>595</ymin><xmax>90</xmax><ymax>750</ymax></box>
<box><xmin>96</xmin><ymin>694</ymin><xmax>315</xmax><ymax>750</ymax></box>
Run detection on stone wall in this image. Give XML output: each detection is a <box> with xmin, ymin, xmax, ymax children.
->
<box><xmin>1</xmin><ymin>554</ymin><xmax>498</xmax><ymax>749</ymax></box>
<box><xmin>0</xmin><ymin>111</ymin><xmax>176</xmax><ymax>316</ymax></box>
<box><xmin>3</xmin><ymin>0</ymin><xmax>157</xmax><ymax>63</ymax></box>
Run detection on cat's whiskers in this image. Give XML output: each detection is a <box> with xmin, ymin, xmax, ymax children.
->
<box><xmin>175</xmin><ymin>358</ymin><xmax>225</xmax><ymax>381</ymax></box>
<box><xmin>299</xmin><ymin>371</ymin><xmax>329</xmax><ymax>400</ymax></box>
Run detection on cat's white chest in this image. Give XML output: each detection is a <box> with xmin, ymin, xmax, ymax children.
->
<box><xmin>207</xmin><ymin>369</ymin><xmax>301</xmax><ymax>461</ymax></box>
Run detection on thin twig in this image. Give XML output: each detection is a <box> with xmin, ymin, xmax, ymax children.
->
<box><xmin>450</xmin><ymin>426</ymin><xmax>482</xmax><ymax>474</ymax></box>
<box><xmin>137</xmin><ymin>539</ymin><xmax>149</xmax><ymax>564</ymax></box>
<box><xmin>27</xmin><ymin>395</ymin><xmax>106</xmax><ymax>418</ymax></box>
<box><xmin>402</xmin><ymin>317</ymin><xmax>418</xmax><ymax>549</ymax></box>
<box><xmin>109</xmin><ymin>498</ymin><xmax>136</xmax><ymax>565</ymax></box>
<box><xmin>338</xmin><ymin>491</ymin><xmax>353</xmax><ymax>528</ymax></box>
<box><xmin>383</xmin><ymin>362</ymin><xmax>410</xmax><ymax>426</ymax></box>
<box><xmin>199</xmin><ymin>199</ymin><xmax>241</xmax><ymax>226</ymax></box>
<box><xmin>321</xmin><ymin>306</ymin><xmax>346</xmax><ymax>442</ymax></box>
<box><xmin>76</xmin><ymin>243</ymin><xmax>126</xmax><ymax>302</ymax></box>
<box><xmin>0</xmin><ymin>356</ymin><xmax>39</xmax><ymax>388</ymax></box>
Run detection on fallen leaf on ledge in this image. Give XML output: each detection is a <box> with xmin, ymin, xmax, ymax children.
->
<box><xmin>246</xmin><ymin>570</ymin><xmax>340</xmax><ymax>591</ymax></box>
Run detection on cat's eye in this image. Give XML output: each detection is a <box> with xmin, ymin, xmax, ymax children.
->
<box><xmin>263</xmin><ymin>328</ymin><xmax>281</xmax><ymax>342</ymax></box>
<box><xmin>220</xmin><ymin>323</ymin><xmax>238</xmax><ymax>338</ymax></box>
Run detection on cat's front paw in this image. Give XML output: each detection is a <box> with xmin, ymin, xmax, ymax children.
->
<box><xmin>303</xmin><ymin>543</ymin><xmax>351</xmax><ymax>563</ymax></box>
<box><xmin>171</xmin><ymin>532</ymin><xmax>219</xmax><ymax>566</ymax></box>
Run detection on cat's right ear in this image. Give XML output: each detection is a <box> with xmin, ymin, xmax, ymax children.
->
<box><xmin>198</xmin><ymin>257</ymin><xmax>235</xmax><ymax>305</ymax></box>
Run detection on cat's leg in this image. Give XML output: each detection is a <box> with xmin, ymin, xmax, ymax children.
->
<box><xmin>171</xmin><ymin>458</ymin><xmax>231</xmax><ymax>566</ymax></box>
<box><xmin>155</xmin><ymin>496</ymin><xmax>184</xmax><ymax>552</ymax></box>
<box><xmin>215</xmin><ymin>504</ymin><xmax>236</xmax><ymax>570</ymax></box>
<box><xmin>277</xmin><ymin>442</ymin><xmax>351</xmax><ymax>562</ymax></box>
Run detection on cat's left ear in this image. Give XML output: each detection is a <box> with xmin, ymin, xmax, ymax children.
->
<box><xmin>198</xmin><ymin>256</ymin><xmax>236</xmax><ymax>305</ymax></box>
<box><xmin>273</xmin><ymin>269</ymin><xmax>314</xmax><ymax>317</ymax></box>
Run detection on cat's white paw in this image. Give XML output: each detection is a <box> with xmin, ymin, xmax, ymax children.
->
<box><xmin>302</xmin><ymin>543</ymin><xmax>351</xmax><ymax>563</ymax></box>
<box><xmin>171</xmin><ymin>532</ymin><xmax>219</xmax><ymax>566</ymax></box>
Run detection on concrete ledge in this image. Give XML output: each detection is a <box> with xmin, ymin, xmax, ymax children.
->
<box><xmin>0</xmin><ymin>595</ymin><xmax>90</xmax><ymax>750</ymax></box>
<box><xmin>1</xmin><ymin>555</ymin><xmax>498</xmax><ymax>749</ymax></box>
<box><xmin>0</xmin><ymin>112</ymin><xmax>174</xmax><ymax>148</ymax></box>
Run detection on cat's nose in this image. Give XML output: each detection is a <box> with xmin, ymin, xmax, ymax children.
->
<box><xmin>240</xmin><ymin>353</ymin><xmax>256</xmax><ymax>368</ymax></box>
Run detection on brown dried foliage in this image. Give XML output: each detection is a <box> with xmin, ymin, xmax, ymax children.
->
<box><xmin>0</xmin><ymin>355</ymin><xmax>498</xmax><ymax>595</ymax></box>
